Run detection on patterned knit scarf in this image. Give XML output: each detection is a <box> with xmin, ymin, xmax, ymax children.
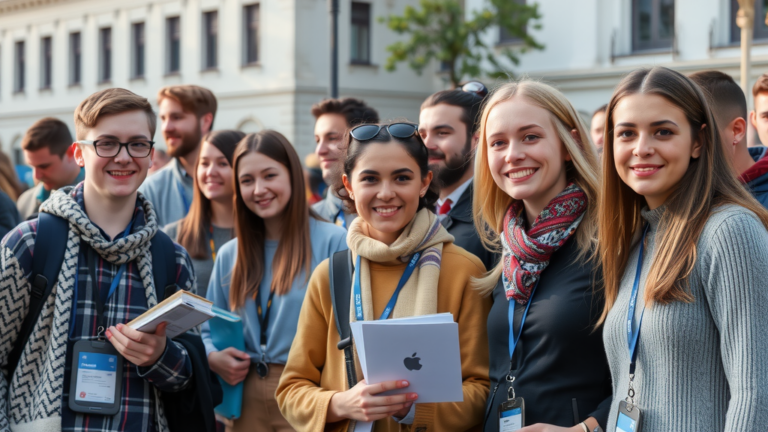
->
<box><xmin>502</xmin><ymin>182</ymin><xmax>587</xmax><ymax>304</ymax></box>
<box><xmin>6</xmin><ymin>185</ymin><xmax>170</xmax><ymax>431</ymax></box>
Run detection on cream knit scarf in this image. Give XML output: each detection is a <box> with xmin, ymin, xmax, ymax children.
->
<box><xmin>6</xmin><ymin>186</ymin><xmax>170</xmax><ymax>432</ymax></box>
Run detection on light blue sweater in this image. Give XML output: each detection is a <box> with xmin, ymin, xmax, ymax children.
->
<box><xmin>201</xmin><ymin>217</ymin><xmax>347</xmax><ymax>364</ymax></box>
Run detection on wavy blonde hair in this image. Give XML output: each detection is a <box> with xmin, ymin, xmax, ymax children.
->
<box><xmin>473</xmin><ymin>80</ymin><xmax>601</xmax><ymax>293</ymax></box>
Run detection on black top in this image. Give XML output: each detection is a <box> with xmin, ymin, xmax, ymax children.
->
<box><xmin>0</xmin><ymin>190</ymin><xmax>20</xmax><ymax>240</ymax></box>
<box><xmin>441</xmin><ymin>183</ymin><xmax>499</xmax><ymax>271</ymax></box>
<box><xmin>483</xmin><ymin>237</ymin><xmax>612</xmax><ymax>431</ymax></box>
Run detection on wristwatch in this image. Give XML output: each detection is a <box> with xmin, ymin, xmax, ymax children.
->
<box><xmin>593</xmin><ymin>426</ymin><xmax>604</xmax><ymax>432</ymax></box>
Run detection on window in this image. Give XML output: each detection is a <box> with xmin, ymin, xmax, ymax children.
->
<box><xmin>243</xmin><ymin>4</ymin><xmax>259</xmax><ymax>65</ymax></box>
<box><xmin>203</xmin><ymin>11</ymin><xmax>218</xmax><ymax>69</ymax></box>
<box><xmin>14</xmin><ymin>41</ymin><xmax>24</xmax><ymax>93</ymax></box>
<box><xmin>132</xmin><ymin>22</ymin><xmax>145</xmax><ymax>78</ymax></box>
<box><xmin>40</xmin><ymin>36</ymin><xmax>52</xmax><ymax>89</ymax></box>
<box><xmin>99</xmin><ymin>27</ymin><xmax>112</xmax><ymax>82</ymax></box>
<box><xmin>632</xmin><ymin>0</ymin><xmax>675</xmax><ymax>51</ymax></box>
<box><xmin>69</xmin><ymin>32</ymin><xmax>81</xmax><ymax>85</ymax></box>
<box><xmin>351</xmin><ymin>2</ymin><xmax>371</xmax><ymax>64</ymax></box>
<box><xmin>499</xmin><ymin>0</ymin><xmax>527</xmax><ymax>44</ymax></box>
<box><xmin>167</xmin><ymin>16</ymin><xmax>181</xmax><ymax>73</ymax></box>
<box><xmin>731</xmin><ymin>0</ymin><xmax>768</xmax><ymax>42</ymax></box>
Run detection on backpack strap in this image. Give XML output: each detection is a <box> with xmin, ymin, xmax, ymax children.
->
<box><xmin>329</xmin><ymin>249</ymin><xmax>357</xmax><ymax>389</ymax></box>
<box><xmin>150</xmin><ymin>230</ymin><xmax>178</xmax><ymax>302</ymax></box>
<box><xmin>9</xmin><ymin>213</ymin><xmax>69</xmax><ymax>377</ymax></box>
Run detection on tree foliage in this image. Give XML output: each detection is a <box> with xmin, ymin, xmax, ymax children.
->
<box><xmin>381</xmin><ymin>0</ymin><xmax>543</xmax><ymax>88</ymax></box>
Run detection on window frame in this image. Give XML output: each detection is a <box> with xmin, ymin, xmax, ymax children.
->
<box><xmin>166</xmin><ymin>16</ymin><xmax>181</xmax><ymax>74</ymax></box>
<box><xmin>14</xmin><ymin>40</ymin><xmax>25</xmax><ymax>93</ymax></box>
<box><xmin>99</xmin><ymin>27</ymin><xmax>112</xmax><ymax>83</ymax></box>
<box><xmin>69</xmin><ymin>32</ymin><xmax>81</xmax><ymax>86</ymax></box>
<box><xmin>40</xmin><ymin>36</ymin><xmax>52</xmax><ymax>90</ymax></box>
<box><xmin>132</xmin><ymin>22</ymin><xmax>146</xmax><ymax>79</ymax></box>
<box><xmin>498</xmin><ymin>0</ymin><xmax>527</xmax><ymax>45</ymax></box>
<box><xmin>203</xmin><ymin>11</ymin><xmax>218</xmax><ymax>70</ymax></box>
<box><xmin>631</xmin><ymin>0</ymin><xmax>675</xmax><ymax>52</ymax></box>
<box><xmin>243</xmin><ymin>3</ymin><xmax>260</xmax><ymax>66</ymax></box>
<box><xmin>350</xmin><ymin>2</ymin><xmax>371</xmax><ymax>65</ymax></box>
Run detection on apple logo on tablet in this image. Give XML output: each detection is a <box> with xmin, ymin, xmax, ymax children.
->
<box><xmin>403</xmin><ymin>353</ymin><xmax>422</xmax><ymax>371</ymax></box>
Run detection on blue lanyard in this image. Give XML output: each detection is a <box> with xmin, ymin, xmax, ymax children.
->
<box><xmin>627</xmin><ymin>224</ymin><xmax>650</xmax><ymax>375</ymax></box>
<box><xmin>70</xmin><ymin>220</ymin><xmax>134</xmax><ymax>338</ymax></box>
<box><xmin>507</xmin><ymin>281</ymin><xmax>539</xmax><ymax>361</ymax></box>
<box><xmin>177</xmin><ymin>180</ymin><xmax>190</xmax><ymax>214</ymax></box>
<box><xmin>353</xmin><ymin>252</ymin><xmax>421</xmax><ymax>321</ymax></box>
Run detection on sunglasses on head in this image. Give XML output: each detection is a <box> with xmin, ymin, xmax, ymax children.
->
<box><xmin>460</xmin><ymin>81</ymin><xmax>489</xmax><ymax>98</ymax></box>
<box><xmin>349</xmin><ymin>123</ymin><xmax>420</xmax><ymax>142</ymax></box>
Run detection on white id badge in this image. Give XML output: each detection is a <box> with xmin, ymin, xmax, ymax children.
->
<box><xmin>68</xmin><ymin>339</ymin><xmax>123</xmax><ymax>415</ymax></box>
<box><xmin>498</xmin><ymin>397</ymin><xmax>525</xmax><ymax>432</ymax></box>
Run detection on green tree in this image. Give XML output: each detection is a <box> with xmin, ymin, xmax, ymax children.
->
<box><xmin>381</xmin><ymin>0</ymin><xmax>543</xmax><ymax>88</ymax></box>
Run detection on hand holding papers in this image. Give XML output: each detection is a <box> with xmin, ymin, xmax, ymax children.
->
<box><xmin>349</xmin><ymin>313</ymin><xmax>464</xmax><ymax>404</ymax></box>
<box><xmin>127</xmin><ymin>291</ymin><xmax>214</xmax><ymax>338</ymax></box>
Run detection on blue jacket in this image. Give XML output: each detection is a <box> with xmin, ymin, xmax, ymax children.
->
<box><xmin>747</xmin><ymin>147</ymin><xmax>768</xmax><ymax>209</ymax></box>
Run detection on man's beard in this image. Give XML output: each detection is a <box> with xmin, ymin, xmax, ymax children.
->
<box><xmin>430</xmin><ymin>139</ymin><xmax>473</xmax><ymax>189</ymax></box>
<box><xmin>165</xmin><ymin>123</ymin><xmax>201</xmax><ymax>159</ymax></box>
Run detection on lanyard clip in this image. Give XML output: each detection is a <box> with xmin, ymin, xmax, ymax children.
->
<box><xmin>625</xmin><ymin>373</ymin><xmax>636</xmax><ymax>407</ymax></box>
<box><xmin>506</xmin><ymin>375</ymin><xmax>516</xmax><ymax>400</ymax></box>
<box><xmin>96</xmin><ymin>326</ymin><xmax>106</xmax><ymax>341</ymax></box>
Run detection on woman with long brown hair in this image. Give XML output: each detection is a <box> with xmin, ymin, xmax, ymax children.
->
<box><xmin>599</xmin><ymin>66</ymin><xmax>768</xmax><ymax>432</ymax></box>
<box><xmin>164</xmin><ymin>129</ymin><xmax>244</xmax><ymax>296</ymax></box>
<box><xmin>474</xmin><ymin>81</ymin><xmax>611</xmax><ymax>432</ymax></box>
<box><xmin>201</xmin><ymin>130</ymin><xmax>347</xmax><ymax>432</ymax></box>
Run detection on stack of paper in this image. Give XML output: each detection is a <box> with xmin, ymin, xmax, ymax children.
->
<box><xmin>127</xmin><ymin>290</ymin><xmax>214</xmax><ymax>338</ymax></box>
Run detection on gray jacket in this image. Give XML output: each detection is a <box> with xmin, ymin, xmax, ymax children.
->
<box><xmin>312</xmin><ymin>192</ymin><xmax>355</xmax><ymax>228</ymax></box>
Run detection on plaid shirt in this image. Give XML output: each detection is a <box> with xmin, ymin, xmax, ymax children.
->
<box><xmin>3</xmin><ymin>187</ymin><xmax>195</xmax><ymax>432</ymax></box>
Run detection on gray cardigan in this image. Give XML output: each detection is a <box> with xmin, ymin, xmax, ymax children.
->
<box><xmin>604</xmin><ymin>205</ymin><xmax>768</xmax><ymax>432</ymax></box>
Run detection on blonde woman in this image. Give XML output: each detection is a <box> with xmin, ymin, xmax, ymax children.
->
<box><xmin>474</xmin><ymin>81</ymin><xmax>611</xmax><ymax>432</ymax></box>
<box><xmin>599</xmin><ymin>67</ymin><xmax>768</xmax><ymax>431</ymax></box>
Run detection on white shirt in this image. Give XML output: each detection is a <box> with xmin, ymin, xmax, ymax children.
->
<box><xmin>436</xmin><ymin>177</ymin><xmax>473</xmax><ymax>218</ymax></box>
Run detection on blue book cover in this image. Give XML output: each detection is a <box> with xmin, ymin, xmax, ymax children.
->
<box><xmin>209</xmin><ymin>306</ymin><xmax>245</xmax><ymax>420</ymax></box>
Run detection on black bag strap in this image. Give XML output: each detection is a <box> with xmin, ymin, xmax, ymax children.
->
<box><xmin>9</xmin><ymin>213</ymin><xmax>69</xmax><ymax>377</ymax></box>
<box><xmin>329</xmin><ymin>249</ymin><xmax>357</xmax><ymax>390</ymax></box>
<box><xmin>150</xmin><ymin>230</ymin><xmax>178</xmax><ymax>301</ymax></box>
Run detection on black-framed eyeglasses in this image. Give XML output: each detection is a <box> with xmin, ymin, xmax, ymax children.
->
<box><xmin>460</xmin><ymin>81</ymin><xmax>489</xmax><ymax>98</ymax></box>
<box><xmin>77</xmin><ymin>139</ymin><xmax>155</xmax><ymax>158</ymax></box>
<box><xmin>349</xmin><ymin>123</ymin><xmax>419</xmax><ymax>142</ymax></box>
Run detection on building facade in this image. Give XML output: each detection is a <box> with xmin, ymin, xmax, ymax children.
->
<box><xmin>0</xmin><ymin>0</ymin><xmax>437</xmax><ymax>162</ymax></box>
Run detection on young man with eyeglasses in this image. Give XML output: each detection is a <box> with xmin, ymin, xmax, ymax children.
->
<box><xmin>0</xmin><ymin>88</ymin><xmax>200</xmax><ymax>431</ymax></box>
<box><xmin>311</xmin><ymin>97</ymin><xmax>379</xmax><ymax>227</ymax></box>
<box><xmin>139</xmin><ymin>85</ymin><xmax>217</xmax><ymax>226</ymax></box>
<box><xmin>419</xmin><ymin>82</ymin><xmax>497</xmax><ymax>270</ymax></box>
<box><xmin>16</xmin><ymin>117</ymin><xmax>85</xmax><ymax>220</ymax></box>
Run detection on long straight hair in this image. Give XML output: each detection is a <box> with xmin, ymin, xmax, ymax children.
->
<box><xmin>177</xmin><ymin>130</ymin><xmax>244</xmax><ymax>259</ymax></box>
<box><xmin>598</xmin><ymin>66</ymin><xmax>768</xmax><ymax>324</ymax></box>
<box><xmin>229</xmin><ymin>130</ymin><xmax>314</xmax><ymax>310</ymax></box>
<box><xmin>472</xmin><ymin>80</ymin><xmax>601</xmax><ymax>293</ymax></box>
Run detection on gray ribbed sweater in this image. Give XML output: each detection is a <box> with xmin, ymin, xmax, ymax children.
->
<box><xmin>604</xmin><ymin>205</ymin><xmax>768</xmax><ymax>432</ymax></box>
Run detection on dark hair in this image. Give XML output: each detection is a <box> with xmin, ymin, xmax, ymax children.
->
<box><xmin>689</xmin><ymin>70</ymin><xmax>747</xmax><ymax>128</ymax></box>
<box><xmin>311</xmin><ymin>98</ymin><xmax>379</xmax><ymax>128</ymax></box>
<box><xmin>592</xmin><ymin>104</ymin><xmax>608</xmax><ymax>118</ymax></box>
<box><xmin>176</xmin><ymin>129</ymin><xmax>245</xmax><ymax>259</ymax></box>
<box><xmin>421</xmin><ymin>90</ymin><xmax>484</xmax><ymax>138</ymax></box>
<box><xmin>230</xmin><ymin>130</ymin><xmax>314</xmax><ymax>308</ymax></box>
<box><xmin>335</xmin><ymin>124</ymin><xmax>439</xmax><ymax>213</ymax></box>
<box><xmin>22</xmin><ymin>117</ymin><xmax>73</xmax><ymax>156</ymax></box>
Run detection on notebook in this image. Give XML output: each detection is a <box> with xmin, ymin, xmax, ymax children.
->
<box><xmin>208</xmin><ymin>306</ymin><xmax>246</xmax><ymax>420</ymax></box>
<box><xmin>127</xmin><ymin>290</ymin><xmax>214</xmax><ymax>338</ymax></box>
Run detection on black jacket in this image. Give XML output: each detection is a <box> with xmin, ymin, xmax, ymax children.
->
<box><xmin>483</xmin><ymin>238</ymin><xmax>611</xmax><ymax>431</ymax></box>
<box><xmin>441</xmin><ymin>184</ymin><xmax>498</xmax><ymax>270</ymax></box>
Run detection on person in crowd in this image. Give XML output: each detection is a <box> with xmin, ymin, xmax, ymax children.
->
<box><xmin>202</xmin><ymin>130</ymin><xmax>347</xmax><ymax>432</ymax></box>
<box><xmin>0</xmin><ymin>88</ymin><xmax>198</xmax><ymax>431</ymax></box>
<box><xmin>689</xmin><ymin>71</ymin><xmax>768</xmax><ymax>208</ymax></box>
<box><xmin>0</xmin><ymin>150</ymin><xmax>25</xmax><ymax>201</ymax></box>
<box><xmin>16</xmin><ymin>117</ymin><xmax>84</xmax><ymax>220</ymax></box>
<box><xmin>419</xmin><ymin>82</ymin><xmax>498</xmax><ymax>270</ymax></box>
<box><xmin>277</xmin><ymin>122</ymin><xmax>491</xmax><ymax>431</ymax></box>
<box><xmin>590</xmin><ymin>104</ymin><xmax>607</xmax><ymax>152</ymax></box>
<box><xmin>750</xmin><ymin>72</ymin><xmax>768</xmax><ymax>147</ymax></box>
<box><xmin>139</xmin><ymin>85</ymin><xmax>217</xmax><ymax>226</ymax></box>
<box><xmin>304</xmin><ymin>153</ymin><xmax>325</xmax><ymax>205</ymax></box>
<box><xmin>311</xmin><ymin>97</ymin><xmax>379</xmax><ymax>227</ymax></box>
<box><xmin>164</xmin><ymin>130</ymin><xmax>245</xmax><ymax>297</ymax></box>
<box><xmin>0</xmin><ymin>190</ymin><xmax>20</xmax><ymax>239</ymax></box>
<box><xmin>474</xmin><ymin>81</ymin><xmax>611</xmax><ymax>432</ymax></box>
<box><xmin>148</xmin><ymin>148</ymin><xmax>171</xmax><ymax>175</ymax></box>
<box><xmin>599</xmin><ymin>66</ymin><xmax>768</xmax><ymax>432</ymax></box>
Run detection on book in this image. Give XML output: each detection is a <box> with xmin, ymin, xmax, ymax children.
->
<box><xmin>208</xmin><ymin>306</ymin><xmax>246</xmax><ymax>420</ymax></box>
<box><xmin>127</xmin><ymin>290</ymin><xmax>214</xmax><ymax>338</ymax></box>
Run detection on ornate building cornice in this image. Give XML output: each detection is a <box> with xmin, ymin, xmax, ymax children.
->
<box><xmin>0</xmin><ymin>0</ymin><xmax>77</xmax><ymax>15</ymax></box>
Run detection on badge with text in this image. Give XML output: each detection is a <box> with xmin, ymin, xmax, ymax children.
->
<box><xmin>498</xmin><ymin>376</ymin><xmax>525</xmax><ymax>432</ymax></box>
<box><xmin>615</xmin><ymin>400</ymin><xmax>641</xmax><ymax>432</ymax></box>
<box><xmin>68</xmin><ymin>339</ymin><xmax>123</xmax><ymax>416</ymax></box>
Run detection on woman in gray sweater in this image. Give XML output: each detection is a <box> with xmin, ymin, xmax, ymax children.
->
<box><xmin>597</xmin><ymin>66</ymin><xmax>768</xmax><ymax>432</ymax></box>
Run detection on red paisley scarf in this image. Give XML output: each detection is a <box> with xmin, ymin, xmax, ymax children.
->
<box><xmin>501</xmin><ymin>182</ymin><xmax>588</xmax><ymax>304</ymax></box>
